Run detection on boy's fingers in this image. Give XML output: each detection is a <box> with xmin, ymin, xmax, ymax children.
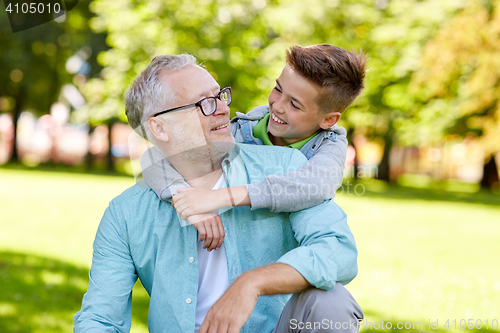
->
<box><xmin>181</xmin><ymin>207</ymin><xmax>194</xmax><ymax>221</ymax></box>
<box><xmin>216</xmin><ymin>216</ymin><xmax>225</xmax><ymax>250</ymax></box>
<box><xmin>175</xmin><ymin>202</ymin><xmax>189</xmax><ymax>218</ymax></box>
<box><xmin>171</xmin><ymin>193</ymin><xmax>183</xmax><ymax>206</ymax></box>
<box><xmin>203</xmin><ymin>221</ymin><xmax>214</xmax><ymax>250</ymax></box>
<box><xmin>172</xmin><ymin>199</ymin><xmax>184</xmax><ymax>211</ymax></box>
<box><xmin>207</xmin><ymin>218</ymin><xmax>220</xmax><ymax>251</ymax></box>
<box><xmin>172</xmin><ymin>198</ymin><xmax>182</xmax><ymax>211</ymax></box>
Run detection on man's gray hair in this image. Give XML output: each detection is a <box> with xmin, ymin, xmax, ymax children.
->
<box><xmin>124</xmin><ymin>54</ymin><xmax>198</xmax><ymax>138</ymax></box>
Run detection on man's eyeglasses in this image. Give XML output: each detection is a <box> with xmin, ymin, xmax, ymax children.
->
<box><xmin>152</xmin><ymin>87</ymin><xmax>232</xmax><ymax>117</ymax></box>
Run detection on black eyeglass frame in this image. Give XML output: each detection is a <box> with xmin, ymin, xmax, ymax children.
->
<box><xmin>152</xmin><ymin>87</ymin><xmax>232</xmax><ymax>118</ymax></box>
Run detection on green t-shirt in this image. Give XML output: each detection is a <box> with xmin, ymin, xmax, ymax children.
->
<box><xmin>252</xmin><ymin>113</ymin><xmax>319</xmax><ymax>150</ymax></box>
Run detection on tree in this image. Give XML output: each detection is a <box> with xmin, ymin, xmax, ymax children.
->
<box><xmin>76</xmin><ymin>0</ymin><xmax>391</xmax><ymax>124</ymax></box>
<box><xmin>0</xmin><ymin>2</ymin><xmax>106</xmax><ymax>162</ymax></box>
<box><xmin>411</xmin><ymin>0</ymin><xmax>500</xmax><ymax>190</ymax></box>
<box><xmin>343</xmin><ymin>0</ymin><xmax>468</xmax><ymax>181</ymax></box>
<box><xmin>78</xmin><ymin>0</ymin><xmax>468</xmax><ymax>182</ymax></box>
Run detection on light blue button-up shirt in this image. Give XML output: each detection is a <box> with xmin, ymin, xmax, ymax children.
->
<box><xmin>74</xmin><ymin>144</ymin><xmax>358</xmax><ymax>333</ymax></box>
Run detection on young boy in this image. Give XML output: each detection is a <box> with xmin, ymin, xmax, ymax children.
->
<box><xmin>142</xmin><ymin>44</ymin><xmax>366</xmax><ymax>249</ymax></box>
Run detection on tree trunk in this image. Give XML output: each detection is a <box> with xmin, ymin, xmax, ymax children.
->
<box><xmin>10</xmin><ymin>90</ymin><xmax>24</xmax><ymax>162</ymax></box>
<box><xmin>347</xmin><ymin>127</ymin><xmax>358</xmax><ymax>180</ymax></box>
<box><xmin>376</xmin><ymin>119</ymin><xmax>394</xmax><ymax>182</ymax></box>
<box><xmin>480</xmin><ymin>156</ymin><xmax>499</xmax><ymax>190</ymax></box>
<box><xmin>106</xmin><ymin>120</ymin><xmax>115</xmax><ymax>172</ymax></box>
<box><xmin>85</xmin><ymin>124</ymin><xmax>96</xmax><ymax>171</ymax></box>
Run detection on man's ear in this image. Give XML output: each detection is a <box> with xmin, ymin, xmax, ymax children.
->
<box><xmin>319</xmin><ymin>111</ymin><xmax>341</xmax><ymax>130</ymax></box>
<box><xmin>146</xmin><ymin>117</ymin><xmax>170</xmax><ymax>142</ymax></box>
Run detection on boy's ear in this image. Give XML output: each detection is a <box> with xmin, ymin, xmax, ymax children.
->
<box><xmin>319</xmin><ymin>111</ymin><xmax>341</xmax><ymax>130</ymax></box>
<box><xmin>146</xmin><ymin>117</ymin><xmax>170</xmax><ymax>142</ymax></box>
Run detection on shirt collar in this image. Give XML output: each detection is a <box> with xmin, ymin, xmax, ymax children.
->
<box><xmin>252</xmin><ymin>113</ymin><xmax>319</xmax><ymax>150</ymax></box>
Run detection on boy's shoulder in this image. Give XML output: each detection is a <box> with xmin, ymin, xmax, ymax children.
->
<box><xmin>328</xmin><ymin>124</ymin><xmax>347</xmax><ymax>136</ymax></box>
<box><xmin>231</xmin><ymin>105</ymin><xmax>269</xmax><ymax>122</ymax></box>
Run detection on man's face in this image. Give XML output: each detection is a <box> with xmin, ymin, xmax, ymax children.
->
<box><xmin>159</xmin><ymin>65</ymin><xmax>234</xmax><ymax>157</ymax></box>
<box><xmin>267</xmin><ymin>65</ymin><xmax>326</xmax><ymax>146</ymax></box>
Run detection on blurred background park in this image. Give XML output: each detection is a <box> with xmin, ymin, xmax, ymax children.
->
<box><xmin>1</xmin><ymin>0</ymin><xmax>500</xmax><ymax>332</ymax></box>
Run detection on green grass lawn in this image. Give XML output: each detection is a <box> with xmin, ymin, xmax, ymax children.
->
<box><xmin>1</xmin><ymin>168</ymin><xmax>499</xmax><ymax>332</ymax></box>
<box><xmin>337</xmin><ymin>179</ymin><xmax>500</xmax><ymax>333</ymax></box>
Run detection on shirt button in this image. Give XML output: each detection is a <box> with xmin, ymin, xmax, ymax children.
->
<box><xmin>245</xmin><ymin>134</ymin><xmax>250</xmax><ymax>138</ymax></box>
<box><xmin>189</xmin><ymin>257</ymin><xmax>194</xmax><ymax>263</ymax></box>
<box><xmin>186</xmin><ymin>298</ymin><xmax>192</xmax><ymax>304</ymax></box>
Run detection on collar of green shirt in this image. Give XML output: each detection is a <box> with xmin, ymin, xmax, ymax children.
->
<box><xmin>252</xmin><ymin>113</ymin><xmax>319</xmax><ymax>150</ymax></box>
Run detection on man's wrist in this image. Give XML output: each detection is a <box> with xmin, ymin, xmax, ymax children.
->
<box><xmin>236</xmin><ymin>263</ymin><xmax>311</xmax><ymax>297</ymax></box>
<box><xmin>234</xmin><ymin>270</ymin><xmax>263</xmax><ymax>297</ymax></box>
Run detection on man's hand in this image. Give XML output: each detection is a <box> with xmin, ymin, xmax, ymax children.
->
<box><xmin>199</xmin><ymin>263</ymin><xmax>310</xmax><ymax>332</ymax></box>
<box><xmin>187</xmin><ymin>213</ymin><xmax>225</xmax><ymax>251</ymax></box>
<box><xmin>198</xmin><ymin>275</ymin><xmax>259</xmax><ymax>333</ymax></box>
<box><xmin>173</xmin><ymin>187</ymin><xmax>226</xmax><ymax>220</ymax></box>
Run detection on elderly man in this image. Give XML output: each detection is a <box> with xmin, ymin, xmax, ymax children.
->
<box><xmin>74</xmin><ymin>54</ymin><xmax>362</xmax><ymax>333</ymax></box>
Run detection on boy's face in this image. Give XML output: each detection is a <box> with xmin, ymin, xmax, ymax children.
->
<box><xmin>267</xmin><ymin>65</ymin><xmax>333</xmax><ymax>146</ymax></box>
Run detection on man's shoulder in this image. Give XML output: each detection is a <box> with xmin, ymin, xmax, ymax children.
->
<box><xmin>236</xmin><ymin>143</ymin><xmax>307</xmax><ymax>172</ymax></box>
<box><xmin>109</xmin><ymin>182</ymin><xmax>157</xmax><ymax>207</ymax></box>
<box><xmin>237</xmin><ymin>142</ymin><xmax>299</xmax><ymax>158</ymax></box>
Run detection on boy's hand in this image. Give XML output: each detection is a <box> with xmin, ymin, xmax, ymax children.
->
<box><xmin>187</xmin><ymin>213</ymin><xmax>225</xmax><ymax>251</ymax></box>
<box><xmin>173</xmin><ymin>187</ymin><xmax>225</xmax><ymax>220</ymax></box>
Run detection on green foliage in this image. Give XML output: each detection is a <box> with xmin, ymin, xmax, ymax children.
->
<box><xmin>0</xmin><ymin>3</ymin><xmax>106</xmax><ymax>116</ymax></box>
<box><xmin>4</xmin><ymin>0</ymin><xmax>494</xmax><ymax>162</ymax></box>
<box><xmin>80</xmin><ymin>0</ymin><xmax>377</xmax><ymax>123</ymax></box>
<box><xmin>410</xmin><ymin>0</ymin><xmax>500</xmax><ymax>155</ymax></box>
<box><xmin>76</xmin><ymin>0</ymin><xmax>469</xmax><ymax>149</ymax></box>
<box><xmin>76</xmin><ymin>0</ymin><xmax>284</xmax><ymax>124</ymax></box>
<box><xmin>350</xmin><ymin>0</ymin><xmax>468</xmax><ymax>144</ymax></box>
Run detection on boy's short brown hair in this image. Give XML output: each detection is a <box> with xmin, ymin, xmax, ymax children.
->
<box><xmin>286</xmin><ymin>44</ymin><xmax>367</xmax><ymax>114</ymax></box>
